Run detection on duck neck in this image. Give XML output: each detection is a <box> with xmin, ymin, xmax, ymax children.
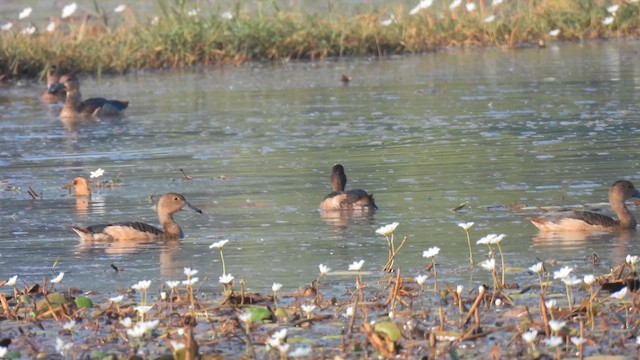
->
<box><xmin>63</xmin><ymin>89</ymin><xmax>81</xmax><ymax>111</ymax></box>
<box><xmin>159</xmin><ymin>211</ymin><xmax>183</xmax><ymax>238</ymax></box>
<box><xmin>612</xmin><ymin>199</ymin><xmax>636</xmax><ymax>229</ymax></box>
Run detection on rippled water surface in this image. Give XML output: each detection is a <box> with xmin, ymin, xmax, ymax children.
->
<box><xmin>2</xmin><ymin>41</ymin><xmax>640</xmax><ymax>295</ymax></box>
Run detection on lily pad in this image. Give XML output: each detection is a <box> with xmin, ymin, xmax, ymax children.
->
<box><xmin>374</xmin><ymin>321</ymin><xmax>401</xmax><ymax>342</ymax></box>
<box><xmin>246</xmin><ymin>307</ymin><xmax>272</xmax><ymax>322</ymax></box>
<box><xmin>75</xmin><ymin>297</ymin><xmax>93</xmax><ymax>308</ymax></box>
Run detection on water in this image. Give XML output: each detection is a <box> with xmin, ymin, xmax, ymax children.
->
<box><xmin>1</xmin><ymin>40</ymin><xmax>640</xmax><ymax>296</ymax></box>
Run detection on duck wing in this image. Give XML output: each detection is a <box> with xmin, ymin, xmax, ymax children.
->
<box><xmin>571</xmin><ymin>210</ymin><xmax>617</xmax><ymax>228</ymax></box>
<box><xmin>78</xmin><ymin>97</ymin><xmax>129</xmax><ymax>116</ymax></box>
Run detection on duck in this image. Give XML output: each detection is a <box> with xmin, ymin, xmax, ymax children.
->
<box><xmin>40</xmin><ymin>66</ymin><xmax>66</xmax><ymax>102</ymax></box>
<box><xmin>72</xmin><ymin>193</ymin><xmax>202</xmax><ymax>241</ymax></box>
<box><xmin>63</xmin><ymin>177</ymin><xmax>91</xmax><ymax>197</ymax></box>
<box><xmin>60</xmin><ymin>74</ymin><xmax>129</xmax><ymax>118</ymax></box>
<box><xmin>528</xmin><ymin>180</ymin><xmax>640</xmax><ymax>232</ymax></box>
<box><xmin>319</xmin><ymin>164</ymin><xmax>378</xmax><ymax>211</ymax></box>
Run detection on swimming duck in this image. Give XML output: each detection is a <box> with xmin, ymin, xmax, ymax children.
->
<box><xmin>40</xmin><ymin>66</ymin><xmax>66</xmax><ymax>102</ymax></box>
<box><xmin>63</xmin><ymin>177</ymin><xmax>91</xmax><ymax>197</ymax></box>
<box><xmin>72</xmin><ymin>193</ymin><xmax>202</xmax><ymax>241</ymax></box>
<box><xmin>528</xmin><ymin>180</ymin><xmax>640</xmax><ymax>232</ymax></box>
<box><xmin>60</xmin><ymin>74</ymin><xmax>129</xmax><ymax>118</ymax></box>
<box><xmin>319</xmin><ymin>164</ymin><xmax>378</xmax><ymax>211</ymax></box>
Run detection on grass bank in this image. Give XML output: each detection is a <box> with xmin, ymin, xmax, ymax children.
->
<box><xmin>0</xmin><ymin>0</ymin><xmax>639</xmax><ymax>79</ymax></box>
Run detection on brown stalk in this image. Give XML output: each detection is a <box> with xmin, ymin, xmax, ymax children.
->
<box><xmin>463</xmin><ymin>287</ymin><xmax>485</xmax><ymax>325</ymax></box>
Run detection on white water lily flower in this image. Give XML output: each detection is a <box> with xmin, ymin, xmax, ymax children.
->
<box><xmin>166</xmin><ymin>280</ymin><xmax>180</xmax><ymax>289</ymax></box>
<box><xmin>409</xmin><ymin>0</ymin><xmax>434</xmax><ymax>15</ymax></box>
<box><xmin>209</xmin><ymin>239</ymin><xmax>229</xmax><ymax>249</ymax></box>
<box><xmin>46</xmin><ymin>21</ymin><xmax>56</xmax><ymax>32</ymax></box>
<box><xmin>571</xmin><ymin>336</ymin><xmax>587</xmax><ymax>346</ymax></box>
<box><xmin>480</xmin><ymin>258</ymin><xmax>496</xmax><ymax>271</ymax></box>
<box><xmin>611</xmin><ymin>286</ymin><xmax>627</xmax><ymax>300</ymax></box>
<box><xmin>1</xmin><ymin>22</ymin><xmax>13</xmax><ymax>31</ymax></box>
<box><xmin>5</xmin><ymin>275</ymin><xmax>17</xmax><ymax>286</ymax></box>
<box><xmin>549</xmin><ymin>29</ymin><xmax>560</xmax><ymax>37</ymax></box>
<box><xmin>343</xmin><ymin>306</ymin><xmax>354</xmax><ymax>318</ymax></box>
<box><xmin>184</xmin><ymin>267</ymin><xmax>198</xmax><ymax>277</ymax></box>
<box><xmin>489</xmin><ymin>234</ymin><xmax>505</xmax><ymax>244</ymax></box>
<box><xmin>266</xmin><ymin>336</ymin><xmax>281</xmax><ymax>350</ymax></box>
<box><xmin>132</xmin><ymin>280</ymin><xmax>151</xmax><ymax>290</ymax></box>
<box><xmin>583</xmin><ymin>274</ymin><xmax>596</xmax><ymax>285</ymax></box>
<box><xmin>319</xmin><ymin>264</ymin><xmax>331</xmax><ymax>275</ymax></box>
<box><xmin>160</xmin><ymin>291</ymin><xmax>167</xmax><ymax>300</ymax></box>
<box><xmin>51</xmin><ymin>272</ymin><xmax>64</xmax><ymax>284</ymax></box>
<box><xmin>602</xmin><ymin>16</ymin><xmax>615</xmax><ymax>25</ymax></box>
<box><xmin>607</xmin><ymin>4</ymin><xmax>619</xmax><ymax>14</ymax></box>
<box><xmin>553</xmin><ymin>266</ymin><xmax>573</xmax><ymax>279</ymax></box>
<box><xmin>548</xmin><ymin>319</ymin><xmax>566</xmax><ymax>332</ymax></box>
<box><xmin>626</xmin><ymin>254</ymin><xmax>639</xmax><ymax>265</ymax></box>
<box><xmin>545</xmin><ymin>299</ymin><xmax>556</xmax><ymax>308</ymax></box>
<box><xmin>376</xmin><ymin>222</ymin><xmax>399</xmax><ymax>236</ymax></box>
<box><xmin>449</xmin><ymin>0</ymin><xmax>462</xmax><ymax>10</ymax></box>
<box><xmin>415</xmin><ymin>275</ymin><xmax>428</xmax><ymax>286</ymax></box>
<box><xmin>562</xmin><ymin>275</ymin><xmax>582</xmax><ymax>286</ymax></box>
<box><xmin>126</xmin><ymin>324</ymin><xmax>147</xmax><ymax>338</ymax></box>
<box><xmin>301</xmin><ymin>304</ymin><xmax>316</xmax><ymax>316</ymax></box>
<box><xmin>492</xmin><ymin>0</ymin><xmax>504</xmax><ymax>6</ymax></box>
<box><xmin>636</xmin><ymin>335</ymin><xmax>640</xmax><ymax>345</ymax></box>
<box><xmin>134</xmin><ymin>305</ymin><xmax>152</xmax><ymax>314</ymax></box>
<box><xmin>456</xmin><ymin>284</ymin><xmax>464</xmax><ymax>295</ymax></box>
<box><xmin>19</xmin><ymin>8</ymin><xmax>32</xmax><ymax>20</ymax></box>
<box><xmin>182</xmin><ymin>277</ymin><xmax>198</xmax><ymax>286</ymax></box>
<box><xmin>62</xmin><ymin>320</ymin><xmax>76</xmax><ymax>331</ymax></box>
<box><xmin>522</xmin><ymin>329</ymin><xmax>537</xmax><ymax>343</ymax></box>
<box><xmin>476</xmin><ymin>234</ymin><xmax>493</xmax><ymax>245</ymax></box>
<box><xmin>109</xmin><ymin>295</ymin><xmax>124</xmax><ymax>303</ymax></box>
<box><xmin>0</xmin><ymin>347</ymin><xmax>6</xmax><ymax>357</ymax></box>
<box><xmin>90</xmin><ymin>168</ymin><xmax>104</xmax><ymax>178</ymax></box>
<box><xmin>348</xmin><ymin>260</ymin><xmax>365</xmax><ymax>271</ymax></box>
<box><xmin>483</xmin><ymin>15</ymin><xmax>495</xmax><ymax>23</ymax></box>
<box><xmin>186</xmin><ymin>8</ymin><xmax>199</xmax><ymax>16</ymax></box>
<box><xmin>529</xmin><ymin>262</ymin><xmax>544</xmax><ymax>274</ymax></box>
<box><xmin>62</xmin><ymin>3</ymin><xmax>78</xmax><ymax>19</ymax></box>
<box><xmin>21</xmin><ymin>26</ymin><xmax>36</xmax><ymax>35</ymax></box>
<box><xmin>543</xmin><ymin>336</ymin><xmax>563</xmax><ymax>348</ymax></box>
<box><xmin>422</xmin><ymin>246</ymin><xmax>440</xmax><ymax>259</ymax></box>
<box><xmin>272</xmin><ymin>283</ymin><xmax>283</xmax><ymax>292</ymax></box>
<box><xmin>114</xmin><ymin>4</ymin><xmax>126</xmax><ymax>13</ymax></box>
<box><xmin>458</xmin><ymin>222</ymin><xmax>474</xmax><ymax>231</ymax></box>
<box><xmin>221</xmin><ymin>11</ymin><xmax>233</xmax><ymax>20</ymax></box>
<box><xmin>120</xmin><ymin>317</ymin><xmax>132</xmax><ymax>328</ymax></box>
<box><xmin>219</xmin><ymin>273</ymin><xmax>234</xmax><ymax>284</ymax></box>
<box><xmin>272</xmin><ymin>328</ymin><xmax>288</xmax><ymax>341</ymax></box>
<box><xmin>466</xmin><ymin>2</ymin><xmax>477</xmax><ymax>12</ymax></box>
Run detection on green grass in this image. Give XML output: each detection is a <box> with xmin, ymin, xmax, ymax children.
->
<box><xmin>1</xmin><ymin>0</ymin><xmax>639</xmax><ymax>79</ymax></box>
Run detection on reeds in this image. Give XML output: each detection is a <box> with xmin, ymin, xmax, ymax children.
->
<box><xmin>1</xmin><ymin>0</ymin><xmax>639</xmax><ymax>79</ymax></box>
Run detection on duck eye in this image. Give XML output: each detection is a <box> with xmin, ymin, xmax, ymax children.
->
<box><xmin>174</xmin><ymin>196</ymin><xmax>179</xmax><ymax>201</ymax></box>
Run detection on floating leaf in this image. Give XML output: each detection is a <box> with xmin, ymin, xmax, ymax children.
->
<box><xmin>374</xmin><ymin>321</ymin><xmax>401</xmax><ymax>342</ymax></box>
<box><xmin>246</xmin><ymin>307</ymin><xmax>272</xmax><ymax>322</ymax></box>
<box><xmin>75</xmin><ymin>297</ymin><xmax>93</xmax><ymax>308</ymax></box>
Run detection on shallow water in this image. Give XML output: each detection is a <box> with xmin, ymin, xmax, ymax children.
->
<box><xmin>1</xmin><ymin>41</ymin><xmax>640</xmax><ymax>296</ymax></box>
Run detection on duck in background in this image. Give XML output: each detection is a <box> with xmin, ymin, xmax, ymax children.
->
<box><xmin>60</xmin><ymin>74</ymin><xmax>129</xmax><ymax>118</ymax></box>
<box><xmin>319</xmin><ymin>164</ymin><xmax>378</xmax><ymax>211</ymax></box>
<box><xmin>72</xmin><ymin>193</ymin><xmax>201</xmax><ymax>241</ymax></box>
<box><xmin>528</xmin><ymin>180</ymin><xmax>640</xmax><ymax>232</ymax></box>
<box><xmin>40</xmin><ymin>66</ymin><xmax>66</xmax><ymax>103</ymax></box>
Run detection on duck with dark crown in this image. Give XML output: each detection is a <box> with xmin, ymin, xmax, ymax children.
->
<box><xmin>528</xmin><ymin>180</ymin><xmax>640</xmax><ymax>232</ymax></box>
<box><xmin>60</xmin><ymin>74</ymin><xmax>129</xmax><ymax>118</ymax></box>
<box><xmin>40</xmin><ymin>66</ymin><xmax>66</xmax><ymax>103</ymax></box>
<box><xmin>319</xmin><ymin>164</ymin><xmax>378</xmax><ymax>211</ymax></box>
<box><xmin>72</xmin><ymin>193</ymin><xmax>201</xmax><ymax>241</ymax></box>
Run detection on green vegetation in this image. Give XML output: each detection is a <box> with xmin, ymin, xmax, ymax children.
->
<box><xmin>1</xmin><ymin>0</ymin><xmax>639</xmax><ymax>78</ymax></box>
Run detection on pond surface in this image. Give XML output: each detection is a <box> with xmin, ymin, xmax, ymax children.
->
<box><xmin>1</xmin><ymin>40</ymin><xmax>640</xmax><ymax>297</ymax></box>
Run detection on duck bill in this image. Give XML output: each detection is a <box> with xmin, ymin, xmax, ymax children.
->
<box><xmin>186</xmin><ymin>202</ymin><xmax>203</xmax><ymax>214</ymax></box>
<box><xmin>634</xmin><ymin>190</ymin><xmax>640</xmax><ymax>198</ymax></box>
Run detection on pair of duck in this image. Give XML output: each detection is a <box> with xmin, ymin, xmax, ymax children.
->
<box><xmin>41</xmin><ymin>66</ymin><xmax>128</xmax><ymax>117</ymax></box>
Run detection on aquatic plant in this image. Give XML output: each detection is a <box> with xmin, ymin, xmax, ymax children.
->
<box><xmin>1</xmin><ymin>0</ymin><xmax>640</xmax><ymax>78</ymax></box>
<box><xmin>376</xmin><ymin>222</ymin><xmax>407</xmax><ymax>272</ymax></box>
<box><xmin>422</xmin><ymin>246</ymin><xmax>440</xmax><ymax>290</ymax></box>
<box><xmin>209</xmin><ymin>239</ymin><xmax>229</xmax><ymax>275</ymax></box>
<box><xmin>457</xmin><ymin>222</ymin><xmax>475</xmax><ymax>264</ymax></box>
